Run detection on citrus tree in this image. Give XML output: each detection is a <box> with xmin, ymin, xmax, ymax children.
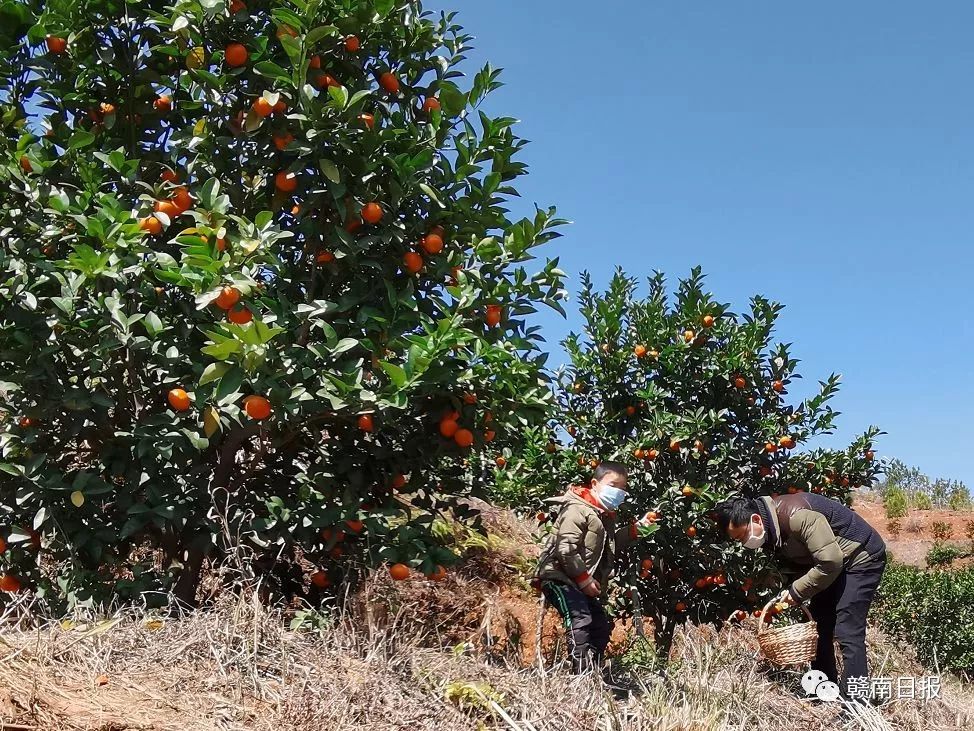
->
<box><xmin>502</xmin><ymin>268</ymin><xmax>882</xmax><ymax>652</ymax></box>
<box><xmin>0</xmin><ymin>0</ymin><xmax>567</xmax><ymax>609</ymax></box>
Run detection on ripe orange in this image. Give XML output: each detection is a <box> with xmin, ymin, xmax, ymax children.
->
<box><xmin>682</xmin><ymin>486</ymin><xmax>694</xmax><ymax>497</ymax></box>
<box><xmin>273</xmin><ymin>132</ymin><xmax>294</xmax><ymax>151</ymax></box>
<box><xmin>344</xmin><ymin>35</ymin><xmax>361</xmax><ymax>52</ymax></box>
<box><xmin>18</xmin><ymin>416</ymin><xmax>34</xmax><ymax>428</ymax></box>
<box><xmin>695</xmin><ymin>578</ymin><xmax>707</xmax><ymax>589</ymax></box>
<box><xmin>693</xmin><ymin>439</ymin><xmax>705</xmax><ymax>452</ymax></box>
<box><xmin>633</xmin><ymin>448</ymin><xmax>644</xmax><ymax>459</ymax></box>
<box><xmin>227</xmin><ymin>306</ymin><xmax>253</xmax><ymax>325</ymax></box>
<box><xmin>214</xmin><ymin>286</ymin><xmax>240</xmax><ymax>310</ymax></box>
<box><xmin>683</xmin><ymin>329</ymin><xmax>695</xmax><ymax>342</ymax></box>
<box><xmin>865</xmin><ymin>450</ymin><xmax>875</xmax><ymax>461</ymax></box>
<box><xmin>495</xmin><ymin>456</ymin><xmax>507</xmax><ymax>467</ymax></box>
<box><xmin>454</xmin><ymin>428</ymin><xmax>474</xmax><ymax>448</ymax></box>
<box><xmin>0</xmin><ymin>575</ymin><xmax>21</xmax><ymax>593</ymax></box>
<box><xmin>420</xmin><ymin>233</ymin><xmax>443</xmax><ymax>254</ymax></box>
<box><xmin>308</xmin><ymin>55</ymin><xmax>321</xmax><ymax>69</ymax></box>
<box><xmin>484</xmin><ymin>430</ymin><xmax>496</xmax><ymax>442</ymax></box>
<box><xmin>19</xmin><ymin>155</ymin><xmax>33</xmax><ymax>173</ymax></box>
<box><xmin>173</xmin><ymin>187</ymin><xmax>193</xmax><ymax>212</ymax></box>
<box><xmin>291</xmin><ymin>204</ymin><xmax>301</xmax><ymax>215</ymax></box>
<box><xmin>225</xmin><ymin>43</ymin><xmax>248</xmax><ymax>67</ymax></box>
<box><xmin>389</xmin><ymin>563</ymin><xmax>410</xmax><ymax>581</ymax></box>
<box><xmin>154</xmin><ymin>95</ymin><xmax>171</xmax><ymax>112</ymax></box>
<box><xmin>316</xmin><ymin>251</ymin><xmax>334</xmax><ymax>265</ymax></box>
<box><xmin>311</xmin><ymin>570</ymin><xmax>330</xmax><ymax>588</ymax></box>
<box><xmin>422</xmin><ymin>97</ymin><xmax>441</xmax><ymax>113</ymax></box>
<box><xmin>244</xmin><ymin>395</ymin><xmax>271</xmax><ymax>420</ymax></box>
<box><xmin>379</xmin><ymin>71</ymin><xmax>400</xmax><ymax>93</ymax></box>
<box><xmin>759</xmin><ymin>466</ymin><xmax>772</xmax><ymax>477</ymax></box>
<box><xmin>485</xmin><ymin>305</ymin><xmax>502</xmax><ymax>327</ymax></box>
<box><xmin>357</xmin><ymin>414</ymin><xmax>374</xmax><ymax>432</ymax></box>
<box><xmin>676</xmin><ymin>601</ymin><xmax>687</xmax><ymax>612</ymax></box>
<box><xmin>669</xmin><ymin>438</ymin><xmax>681</xmax><ymax>452</ymax></box>
<box><xmin>140</xmin><ymin>216</ymin><xmax>163</xmax><ymax>235</ymax></box>
<box><xmin>167</xmin><ymin>388</ymin><xmax>191</xmax><ymax>412</ymax></box>
<box><xmin>483</xmin><ymin>411</ymin><xmax>493</xmax><ymax>423</ymax></box>
<box><xmin>772</xmin><ymin>380</ymin><xmax>784</xmax><ymax>393</ymax></box>
<box><xmin>391</xmin><ymin>474</ymin><xmax>406</xmax><ymax>490</ymax></box>
<box><xmin>46</xmin><ymin>35</ymin><xmax>67</xmax><ymax>54</ymax></box>
<box><xmin>253</xmin><ymin>97</ymin><xmax>273</xmax><ymax>117</ymax></box>
<box><xmin>273</xmin><ymin>99</ymin><xmax>287</xmax><ymax>114</ymax></box>
<box><xmin>462</xmin><ymin>392</ymin><xmax>478</xmax><ymax>405</ymax></box>
<box><xmin>402</xmin><ymin>252</ymin><xmax>423</xmax><ymax>274</ymax></box>
<box><xmin>634</xmin><ymin>344</ymin><xmax>647</xmax><ymax>358</ymax></box>
<box><xmin>439</xmin><ymin>419</ymin><xmax>459</xmax><ymax>438</ymax></box>
<box><xmin>154</xmin><ymin>199</ymin><xmax>181</xmax><ymax>218</ymax></box>
<box><xmin>625</xmin><ymin>405</ymin><xmax>637</xmax><ymax>416</ymax></box>
<box><xmin>329</xmin><ymin>545</ymin><xmax>344</xmax><ymax>560</ymax></box>
<box><xmin>702</xmin><ymin>314</ymin><xmax>715</xmax><ymax>328</ymax></box>
<box><xmin>779</xmin><ymin>435</ymin><xmax>796</xmax><ymax>450</ymax></box>
<box><xmin>686</xmin><ymin>525</ymin><xmax>697</xmax><ymax>537</ymax></box>
<box><xmin>362</xmin><ymin>202</ymin><xmax>383</xmax><ymax>224</ymax></box>
<box><xmin>275</xmin><ymin>170</ymin><xmax>297</xmax><ymax>192</ymax></box>
<box><xmin>765</xmin><ymin>442</ymin><xmax>778</xmax><ymax>453</ymax></box>
<box><xmin>646</xmin><ymin>449</ymin><xmax>659</xmax><ymax>461</ymax></box>
<box><xmin>427</xmin><ymin>565</ymin><xmax>447</xmax><ymax>582</ymax></box>
<box><xmin>230</xmin><ymin>0</ymin><xmax>246</xmax><ymax>12</ymax></box>
<box><xmin>345</xmin><ymin>519</ymin><xmax>364</xmax><ymax>534</ymax></box>
<box><xmin>317</xmin><ymin>73</ymin><xmax>339</xmax><ymax>89</ymax></box>
<box><xmin>641</xmin><ymin>558</ymin><xmax>654</xmax><ymax>570</ymax></box>
<box><xmin>733</xmin><ymin>376</ymin><xmax>747</xmax><ymax>389</ymax></box>
<box><xmin>359</xmin><ymin>113</ymin><xmax>375</xmax><ymax>129</ymax></box>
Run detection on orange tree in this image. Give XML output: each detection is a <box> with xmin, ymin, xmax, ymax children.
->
<box><xmin>0</xmin><ymin>0</ymin><xmax>567</xmax><ymax>609</ymax></box>
<box><xmin>495</xmin><ymin>268</ymin><xmax>882</xmax><ymax>652</ymax></box>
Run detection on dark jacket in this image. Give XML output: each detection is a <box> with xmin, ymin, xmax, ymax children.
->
<box><xmin>757</xmin><ymin>493</ymin><xmax>886</xmax><ymax>601</ymax></box>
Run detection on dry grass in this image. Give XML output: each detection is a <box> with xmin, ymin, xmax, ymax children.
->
<box><xmin>0</xmin><ymin>576</ymin><xmax>972</xmax><ymax>731</ymax></box>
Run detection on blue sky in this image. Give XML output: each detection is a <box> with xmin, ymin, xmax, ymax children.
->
<box><xmin>429</xmin><ymin>0</ymin><xmax>974</xmax><ymax>486</ymax></box>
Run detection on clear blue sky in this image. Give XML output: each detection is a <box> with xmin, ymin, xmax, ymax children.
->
<box><xmin>429</xmin><ymin>0</ymin><xmax>974</xmax><ymax>486</ymax></box>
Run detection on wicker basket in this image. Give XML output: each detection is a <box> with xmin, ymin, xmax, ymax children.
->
<box><xmin>756</xmin><ymin>599</ymin><xmax>819</xmax><ymax>666</ymax></box>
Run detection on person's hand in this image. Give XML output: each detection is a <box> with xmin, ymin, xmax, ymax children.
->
<box><xmin>777</xmin><ymin>589</ymin><xmax>797</xmax><ymax>607</ymax></box>
<box><xmin>581</xmin><ymin>579</ymin><xmax>601</xmax><ymax>598</ymax></box>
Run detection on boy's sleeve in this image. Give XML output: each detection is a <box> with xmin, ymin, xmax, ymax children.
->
<box><xmin>788</xmin><ymin>510</ymin><xmax>844</xmax><ymax>601</ymax></box>
<box><xmin>555</xmin><ymin>509</ymin><xmax>594</xmax><ymax>587</ymax></box>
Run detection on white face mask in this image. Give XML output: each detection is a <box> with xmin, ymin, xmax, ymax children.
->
<box><xmin>596</xmin><ymin>485</ymin><xmax>628</xmax><ymax>510</ymax></box>
<box><xmin>743</xmin><ymin>517</ymin><xmax>766</xmax><ymax>550</ymax></box>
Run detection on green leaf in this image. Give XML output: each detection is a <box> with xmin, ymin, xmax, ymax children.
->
<box><xmin>420</xmin><ymin>183</ymin><xmax>444</xmax><ymax>208</ymax></box>
<box><xmin>201</xmin><ymin>340</ymin><xmax>242</xmax><ymax>360</ymax></box>
<box><xmin>144</xmin><ymin>311</ymin><xmax>164</xmax><ymax>336</ymax></box>
<box><xmin>333</xmin><ymin>338</ymin><xmax>358</xmax><ymax>354</ymax></box>
<box><xmin>200</xmin><ymin>362</ymin><xmax>230</xmax><ymax>386</ymax></box>
<box><xmin>216</xmin><ymin>365</ymin><xmax>245</xmax><ymax>401</ymax></box>
<box><xmin>68</xmin><ymin>130</ymin><xmax>96</xmax><ymax>150</ymax></box>
<box><xmin>327</xmin><ymin>84</ymin><xmax>348</xmax><ymax>108</ymax></box>
<box><xmin>375</xmin><ymin>0</ymin><xmax>395</xmax><ymax>17</ymax></box>
<box><xmin>254</xmin><ymin>60</ymin><xmax>292</xmax><ymax>84</ymax></box>
<box><xmin>438</xmin><ymin>81</ymin><xmax>467</xmax><ymax>117</ymax></box>
<box><xmin>379</xmin><ymin>361</ymin><xmax>408</xmax><ymax>388</ymax></box>
<box><xmin>319</xmin><ymin>159</ymin><xmax>341</xmax><ymax>184</ymax></box>
<box><xmin>305</xmin><ymin>25</ymin><xmax>338</xmax><ymax>47</ymax></box>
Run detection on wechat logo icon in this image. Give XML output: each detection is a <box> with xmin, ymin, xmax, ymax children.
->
<box><xmin>802</xmin><ymin>669</ymin><xmax>841</xmax><ymax>702</ymax></box>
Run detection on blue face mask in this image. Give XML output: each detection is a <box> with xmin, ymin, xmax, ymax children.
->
<box><xmin>597</xmin><ymin>485</ymin><xmax>628</xmax><ymax>510</ymax></box>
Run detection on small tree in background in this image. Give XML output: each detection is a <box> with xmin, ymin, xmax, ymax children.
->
<box><xmin>499</xmin><ymin>268</ymin><xmax>883</xmax><ymax>652</ymax></box>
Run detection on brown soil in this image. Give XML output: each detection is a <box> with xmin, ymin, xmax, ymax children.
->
<box><xmin>853</xmin><ymin>495</ymin><xmax>974</xmax><ymax>566</ymax></box>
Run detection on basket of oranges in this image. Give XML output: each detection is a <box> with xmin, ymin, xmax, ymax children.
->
<box><xmin>756</xmin><ymin>598</ymin><xmax>819</xmax><ymax>666</ymax></box>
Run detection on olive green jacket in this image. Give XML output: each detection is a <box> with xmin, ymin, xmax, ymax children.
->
<box><xmin>534</xmin><ymin>488</ymin><xmax>637</xmax><ymax>595</ymax></box>
<box><xmin>760</xmin><ymin>494</ymin><xmax>886</xmax><ymax>601</ymax></box>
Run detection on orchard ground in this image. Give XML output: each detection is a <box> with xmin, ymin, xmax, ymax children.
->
<box><xmin>1</xmin><ymin>499</ymin><xmax>973</xmax><ymax>731</ymax></box>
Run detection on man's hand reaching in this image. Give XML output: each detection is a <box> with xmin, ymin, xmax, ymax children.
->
<box><xmin>581</xmin><ymin>579</ymin><xmax>601</xmax><ymax>598</ymax></box>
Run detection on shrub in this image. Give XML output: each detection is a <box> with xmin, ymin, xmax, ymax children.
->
<box><xmin>966</xmin><ymin>520</ymin><xmax>974</xmax><ymax>546</ymax></box>
<box><xmin>932</xmin><ymin>522</ymin><xmax>954</xmax><ymax>543</ymax></box>
<box><xmin>886</xmin><ymin>519</ymin><xmax>902</xmax><ymax>540</ymax></box>
<box><xmin>873</xmin><ymin>561</ymin><xmax>974</xmax><ymax>674</ymax></box>
<box><xmin>905</xmin><ymin>518</ymin><xmax>923</xmax><ymax>535</ymax></box>
<box><xmin>925</xmin><ymin>544</ymin><xmax>965</xmax><ymax>568</ymax></box>
<box><xmin>913</xmin><ymin>492</ymin><xmax>933</xmax><ymax>511</ymax></box>
<box><xmin>0</xmin><ymin>0</ymin><xmax>567</xmax><ymax>609</ymax></box>
<box><xmin>884</xmin><ymin>487</ymin><xmax>909</xmax><ymax>519</ymax></box>
<box><xmin>949</xmin><ymin>485</ymin><xmax>972</xmax><ymax>512</ymax></box>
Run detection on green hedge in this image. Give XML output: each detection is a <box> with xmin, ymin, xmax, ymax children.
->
<box><xmin>872</xmin><ymin>561</ymin><xmax>974</xmax><ymax>674</ymax></box>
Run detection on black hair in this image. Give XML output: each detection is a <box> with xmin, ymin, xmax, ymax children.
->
<box><xmin>713</xmin><ymin>497</ymin><xmax>761</xmax><ymax>533</ymax></box>
<box><xmin>593</xmin><ymin>461</ymin><xmax>628</xmax><ymax>482</ymax></box>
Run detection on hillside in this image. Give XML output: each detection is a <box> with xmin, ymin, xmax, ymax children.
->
<box><xmin>853</xmin><ymin>494</ymin><xmax>973</xmax><ymax>566</ymax></box>
<box><xmin>1</xmin><ymin>505</ymin><xmax>972</xmax><ymax>731</ymax></box>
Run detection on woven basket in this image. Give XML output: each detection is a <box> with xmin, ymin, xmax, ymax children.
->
<box><xmin>756</xmin><ymin>599</ymin><xmax>819</xmax><ymax>666</ymax></box>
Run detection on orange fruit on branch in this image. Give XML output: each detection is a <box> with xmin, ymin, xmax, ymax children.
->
<box><xmin>274</xmin><ymin>171</ymin><xmax>297</xmax><ymax>192</ymax></box>
<box><xmin>778</xmin><ymin>435</ymin><xmax>796</xmax><ymax>450</ymax></box>
<box><xmin>733</xmin><ymin>376</ymin><xmax>747</xmax><ymax>389</ymax></box>
<box><xmin>495</xmin><ymin>456</ymin><xmax>507</xmax><ymax>467</ymax></box>
<box><xmin>344</xmin><ymin>35</ymin><xmax>361</xmax><ymax>52</ymax></box>
<box><xmin>214</xmin><ymin>286</ymin><xmax>240</xmax><ymax>310</ymax></box>
<box><xmin>402</xmin><ymin>252</ymin><xmax>423</xmax><ymax>274</ymax></box>
<box><xmin>483</xmin><ymin>430</ymin><xmax>496</xmax><ymax>442</ymax></box>
<box><xmin>485</xmin><ymin>305</ymin><xmax>503</xmax><ymax>327</ymax></box>
<box><xmin>633</xmin><ymin>344</ymin><xmax>647</xmax><ymax>358</ymax></box>
<box><xmin>379</xmin><ymin>71</ymin><xmax>400</xmax><ymax>93</ymax></box>
<box><xmin>358</xmin><ymin>113</ymin><xmax>375</xmax><ymax>129</ymax></box>
<box><xmin>772</xmin><ymin>380</ymin><xmax>784</xmax><ymax>393</ymax></box>
<box><xmin>0</xmin><ymin>575</ymin><xmax>21</xmax><ymax>593</ymax></box>
<box><xmin>357</xmin><ymin>414</ymin><xmax>374</xmax><ymax>432</ymax></box>
<box><xmin>273</xmin><ymin>132</ymin><xmax>295</xmax><ymax>151</ymax></box>
<box><xmin>701</xmin><ymin>314</ymin><xmax>715</xmax><ymax>328</ymax></box>
<box><xmin>420</xmin><ymin>233</ymin><xmax>443</xmax><ymax>254</ymax></box>
<box><xmin>154</xmin><ymin>199</ymin><xmax>180</xmax><ymax>218</ymax></box>
<box><xmin>316</xmin><ymin>251</ymin><xmax>334</xmax><ymax>265</ymax></box>
<box><xmin>454</xmin><ymin>428</ymin><xmax>474</xmax><ymax>448</ymax></box>
<box><xmin>167</xmin><ymin>388</ymin><xmax>191</xmax><ymax>412</ymax></box>
<box><xmin>422</xmin><ymin>97</ymin><xmax>441</xmax><ymax>113</ymax></box>
<box><xmin>244</xmin><ymin>395</ymin><xmax>272</xmax><ymax>420</ymax></box>
<box><xmin>140</xmin><ymin>217</ymin><xmax>163</xmax><ymax>235</ymax></box>
<box><xmin>362</xmin><ymin>202</ymin><xmax>383</xmax><ymax>224</ymax></box>
<box><xmin>46</xmin><ymin>35</ymin><xmax>67</xmax><ymax>54</ymax></box>
<box><xmin>253</xmin><ymin>97</ymin><xmax>273</xmax><ymax>117</ymax></box>
<box><xmin>225</xmin><ymin>43</ymin><xmax>248</xmax><ymax>67</ymax></box>
<box><xmin>227</xmin><ymin>306</ymin><xmax>253</xmax><ymax>325</ymax></box>
<box><xmin>439</xmin><ymin>418</ymin><xmax>459</xmax><ymax>438</ymax></box>
<box><xmin>426</xmin><ymin>565</ymin><xmax>447</xmax><ymax>582</ymax></box>
<box><xmin>154</xmin><ymin>95</ymin><xmax>171</xmax><ymax>112</ymax></box>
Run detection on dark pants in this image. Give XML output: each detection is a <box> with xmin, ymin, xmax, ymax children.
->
<box><xmin>542</xmin><ymin>581</ymin><xmax>612</xmax><ymax>674</ymax></box>
<box><xmin>809</xmin><ymin>553</ymin><xmax>886</xmax><ymax>699</ymax></box>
